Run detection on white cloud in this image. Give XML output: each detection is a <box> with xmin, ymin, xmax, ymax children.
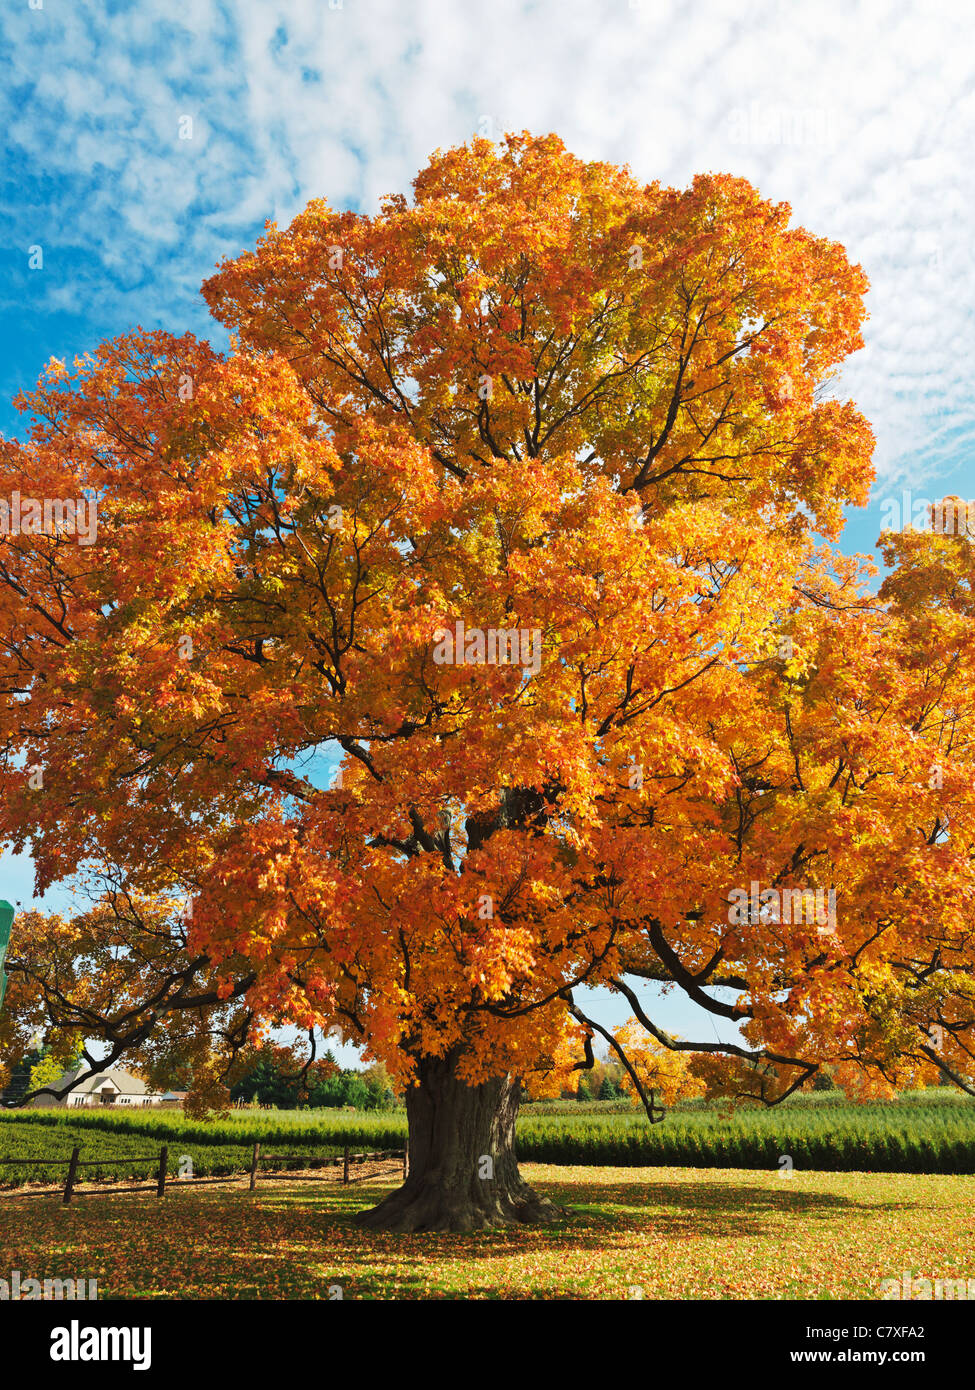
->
<box><xmin>1</xmin><ymin>0</ymin><xmax>972</xmax><ymax>494</ymax></box>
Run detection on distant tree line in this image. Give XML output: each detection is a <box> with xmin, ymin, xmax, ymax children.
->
<box><xmin>538</xmin><ymin>1056</ymin><xmax>630</xmax><ymax>1102</ymax></box>
<box><xmin>229</xmin><ymin>1047</ymin><xmax>397</xmax><ymax>1110</ymax></box>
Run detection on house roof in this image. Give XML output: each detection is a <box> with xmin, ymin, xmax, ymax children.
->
<box><xmin>54</xmin><ymin>1065</ymin><xmax>149</xmax><ymax>1097</ymax></box>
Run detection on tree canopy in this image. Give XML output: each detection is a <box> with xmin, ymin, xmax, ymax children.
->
<box><xmin>1</xmin><ymin>134</ymin><xmax>972</xmax><ymax>1136</ymax></box>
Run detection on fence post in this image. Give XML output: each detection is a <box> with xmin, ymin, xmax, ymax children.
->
<box><xmin>249</xmin><ymin>1141</ymin><xmax>261</xmax><ymax>1191</ymax></box>
<box><xmin>157</xmin><ymin>1144</ymin><xmax>168</xmax><ymax>1198</ymax></box>
<box><xmin>62</xmin><ymin>1146</ymin><xmax>80</xmax><ymax>1205</ymax></box>
<box><xmin>343</xmin><ymin>1146</ymin><xmax>349</xmax><ymax>1184</ymax></box>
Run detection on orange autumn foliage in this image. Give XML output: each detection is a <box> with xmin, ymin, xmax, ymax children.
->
<box><xmin>0</xmin><ymin>133</ymin><xmax>971</xmax><ymax>1104</ymax></box>
<box><xmin>613</xmin><ymin>1018</ymin><xmax>706</xmax><ymax>1105</ymax></box>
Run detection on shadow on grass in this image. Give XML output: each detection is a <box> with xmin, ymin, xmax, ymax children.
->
<box><xmin>0</xmin><ymin>1172</ymin><xmax>932</xmax><ymax>1300</ymax></box>
<box><xmin>257</xmin><ymin>1170</ymin><xmax>923</xmax><ymax>1246</ymax></box>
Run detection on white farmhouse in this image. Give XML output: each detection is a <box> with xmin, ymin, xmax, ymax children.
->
<box><xmin>30</xmin><ymin>1065</ymin><xmax>162</xmax><ymax>1108</ymax></box>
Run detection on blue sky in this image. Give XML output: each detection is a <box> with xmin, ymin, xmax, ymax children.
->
<box><xmin>2</xmin><ymin>0</ymin><xmax>974</xmax><ymax>1064</ymax></box>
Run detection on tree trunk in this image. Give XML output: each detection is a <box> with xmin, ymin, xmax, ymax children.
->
<box><xmin>354</xmin><ymin>1051</ymin><xmax>561</xmax><ymax>1233</ymax></box>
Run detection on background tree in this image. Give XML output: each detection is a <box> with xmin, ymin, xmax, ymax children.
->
<box><xmin>360</xmin><ymin>1060</ymin><xmax>399</xmax><ymax>1106</ymax></box>
<box><xmin>597</xmin><ymin>1074</ymin><xmax>624</xmax><ymax>1102</ymax></box>
<box><xmin>230</xmin><ymin>1043</ymin><xmax>302</xmax><ymax>1108</ymax></box>
<box><xmin>27</xmin><ymin>1040</ymin><xmax>83</xmax><ymax>1095</ymax></box>
<box><xmin>24</xmin><ymin>1046</ymin><xmax>62</xmax><ymax>1095</ymax></box>
<box><xmin>0</xmin><ymin>1047</ymin><xmax>41</xmax><ymax>1105</ymax></box>
<box><xmin>1</xmin><ymin>133</ymin><xmax>972</xmax><ymax>1230</ymax></box>
<box><xmin>612</xmin><ymin>1017</ymin><xmax>705</xmax><ymax>1107</ymax></box>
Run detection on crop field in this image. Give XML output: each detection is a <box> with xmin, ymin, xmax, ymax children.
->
<box><xmin>518</xmin><ymin>1092</ymin><xmax>975</xmax><ymax>1172</ymax></box>
<box><xmin>2</xmin><ymin>1089</ymin><xmax>972</xmax><ymax>1185</ymax></box>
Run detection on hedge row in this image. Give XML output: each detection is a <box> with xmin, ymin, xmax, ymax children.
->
<box><xmin>3</xmin><ymin>1095</ymin><xmax>973</xmax><ymax>1175</ymax></box>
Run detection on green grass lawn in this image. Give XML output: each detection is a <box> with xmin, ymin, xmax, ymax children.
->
<box><xmin>1</xmin><ymin>1165</ymin><xmax>971</xmax><ymax>1299</ymax></box>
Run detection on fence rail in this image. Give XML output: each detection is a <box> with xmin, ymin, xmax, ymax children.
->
<box><xmin>1</xmin><ymin>1142</ymin><xmax>408</xmax><ymax>1203</ymax></box>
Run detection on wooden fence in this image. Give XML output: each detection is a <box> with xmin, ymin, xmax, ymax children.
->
<box><xmin>0</xmin><ymin>1142</ymin><xmax>408</xmax><ymax>1203</ymax></box>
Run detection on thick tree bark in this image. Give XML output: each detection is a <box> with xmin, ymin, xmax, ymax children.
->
<box><xmin>354</xmin><ymin>1051</ymin><xmax>561</xmax><ymax>1233</ymax></box>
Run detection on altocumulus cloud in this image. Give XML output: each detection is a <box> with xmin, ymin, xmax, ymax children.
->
<box><xmin>1</xmin><ymin>0</ymin><xmax>973</xmax><ymax>494</ymax></box>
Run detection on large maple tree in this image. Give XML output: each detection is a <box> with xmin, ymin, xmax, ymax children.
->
<box><xmin>1</xmin><ymin>134</ymin><xmax>972</xmax><ymax>1231</ymax></box>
